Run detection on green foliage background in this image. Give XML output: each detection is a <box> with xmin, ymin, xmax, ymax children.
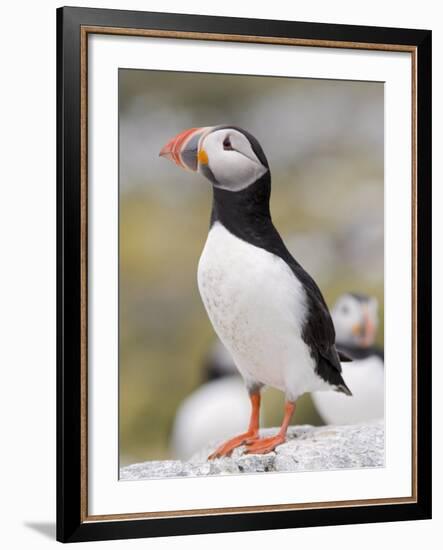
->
<box><xmin>119</xmin><ymin>70</ymin><xmax>384</xmax><ymax>465</ymax></box>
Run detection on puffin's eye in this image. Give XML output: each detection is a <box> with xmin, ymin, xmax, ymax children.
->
<box><xmin>223</xmin><ymin>136</ymin><xmax>233</xmax><ymax>150</ymax></box>
<box><xmin>341</xmin><ymin>305</ymin><xmax>349</xmax><ymax>314</ymax></box>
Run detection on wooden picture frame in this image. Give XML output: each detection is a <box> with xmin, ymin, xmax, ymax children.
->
<box><xmin>57</xmin><ymin>6</ymin><xmax>432</xmax><ymax>543</ymax></box>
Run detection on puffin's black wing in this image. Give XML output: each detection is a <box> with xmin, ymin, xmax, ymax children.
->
<box><xmin>297</xmin><ymin>274</ymin><xmax>352</xmax><ymax>395</ymax></box>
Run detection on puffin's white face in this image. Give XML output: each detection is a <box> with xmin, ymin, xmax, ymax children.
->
<box><xmin>159</xmin><ymin>126</ymin><xmax>268</xmax><ymax>192</ymax></box>
<box><xmin>198</xmin><ymin>128</ymin><xmax>268</xmax><ymax>191</ymax></box>
<box><xmin>332</xmin><ymin>294</ymin><xmax>378</xmax><ymax>347</ymax></box>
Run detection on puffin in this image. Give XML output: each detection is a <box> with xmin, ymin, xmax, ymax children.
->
<box><xmin>312</xmin><ymin>293</ymin><xmax>384</xmax><ymax>425</ymax></box>
<box><xmin>160</xmin><ymin>125</ymin><xmax>352</xmax><ymax>458</ymax></box>
<box><xmin>171</xmin><ymin>340</ymin><xmax>263</xmax><ymax>459</ymax></box>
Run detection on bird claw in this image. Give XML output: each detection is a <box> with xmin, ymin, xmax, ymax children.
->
<box><xmin>208</xmin><ymin>430</ymin><xmax>258</xmax><ymax>460</ymax></box>
<box><xmin>244</xmin><ymin>434</ymin><xmax>285</xmax><ymax>455</ymax></box>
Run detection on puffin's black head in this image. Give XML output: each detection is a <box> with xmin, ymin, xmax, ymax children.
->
<box><xmin>159</xmin><ymin>125</ymin><xmax>269</xmax><ymax>192</ymax></box>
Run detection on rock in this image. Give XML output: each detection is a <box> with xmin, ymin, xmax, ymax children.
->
<box><xmin>120</xmin><ymin>421</ymin><xmax>384</xmax><ymax>481</ymax></box>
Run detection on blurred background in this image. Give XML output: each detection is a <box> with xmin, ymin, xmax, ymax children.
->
<box><xmin>119</xmin><ymin>69</ymin><xmax>384</xmax><ymax>466</ymax></box>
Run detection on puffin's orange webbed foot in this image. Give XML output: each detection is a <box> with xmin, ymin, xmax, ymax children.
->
<box><xmin>208</xmin><ymin>430</ymin><xmax>259</xmax><ymax>459</ymax></box>
<box><xmin>245</xmin><ymin>401</ymin><xmax>296</xmax><ymax>454</ymax></box>
<box><xmin>208</xmin><ymin>392</ymin><xmax>261</xmax><ymax>460</ymax></box>
<box><xmin>245</xmin><ymin>433</ymin><xmax>286</xmax><ymax>455</ymax></box>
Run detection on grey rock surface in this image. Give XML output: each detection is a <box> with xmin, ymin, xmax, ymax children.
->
<box><xmin>120</xmin><ymin>421</ymin><xmax>384</xmax><ymax>481</ymax></box>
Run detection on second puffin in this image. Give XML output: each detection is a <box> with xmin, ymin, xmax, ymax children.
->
<box><xmin>160</xmin><ymin>125</ymin><xmax>352</xmax><ymax>458</ymax></box>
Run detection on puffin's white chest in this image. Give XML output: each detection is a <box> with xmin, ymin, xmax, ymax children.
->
<box><xmin>197</xmin><ymin>223</ymin><xmax>321</xmax><ymax>397</ymax></box>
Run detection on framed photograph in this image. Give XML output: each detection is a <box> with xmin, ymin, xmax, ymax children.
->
<box><xmin>57</xmin><ymin>6</ymin><xmax>432</xmax><ymax>543</ymax></box>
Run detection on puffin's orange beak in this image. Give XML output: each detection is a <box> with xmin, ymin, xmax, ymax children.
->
<box><xmin>351</xmin><ymin>307</ymin><xmax>376</xmax><ymax>347</ymax></box>
<box><xmin>159</xmin><ymin>127</ymin><xmax>210</xmax><ymax>171</ymax></box>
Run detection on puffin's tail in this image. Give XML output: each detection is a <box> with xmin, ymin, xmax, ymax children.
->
<box><xmin>336</xmin><ymin>383</ymin><xmax>352</xmax><ymax>396</ymax></box>
<box><xmin>337</xmin><ymin>349</ymin><xmax>353</xmax><ymax>362</ymax></box>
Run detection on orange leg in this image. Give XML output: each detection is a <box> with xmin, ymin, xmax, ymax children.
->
<box><xmin>245</xmin><ymin>401</ymin><xmax>295</xmax><ymax>455</ymax></box>
<box><xmin>208</xmin><ymin>393</ymin><xmax>261</xmax><ymax>459</ymax></box>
